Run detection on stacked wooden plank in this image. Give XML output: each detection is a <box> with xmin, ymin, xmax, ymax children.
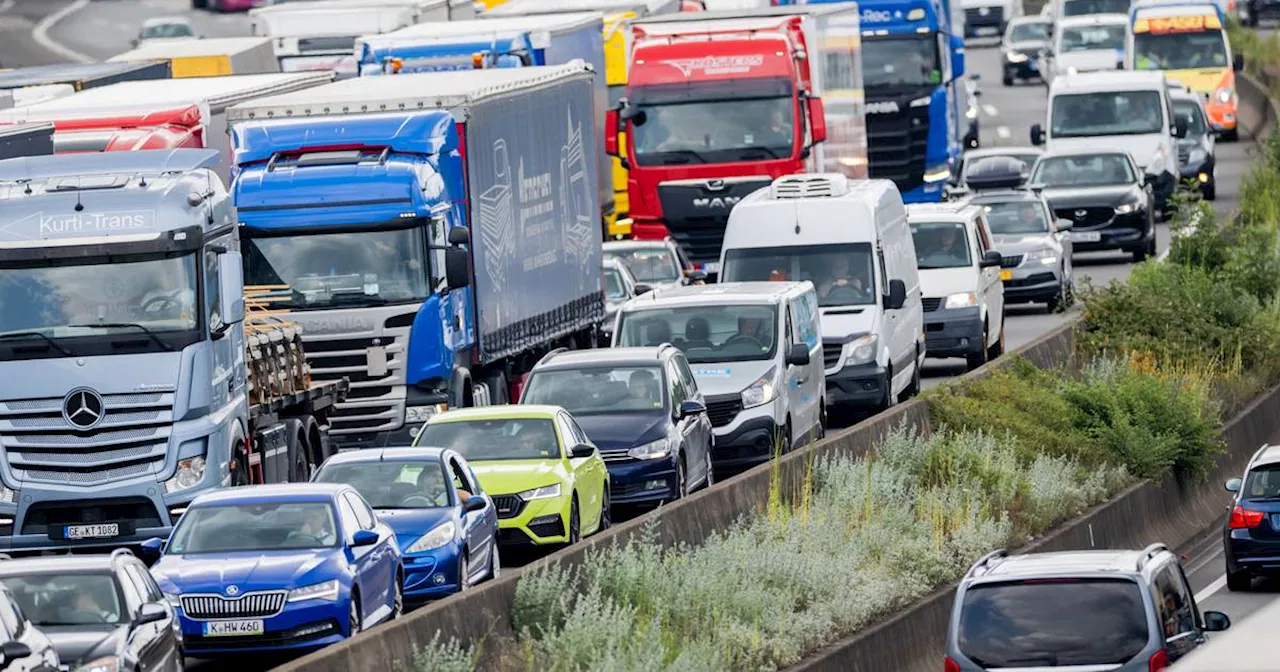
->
<box><xmin>244</xmin><ymin>285</ymin><xmax>312</xmax><ymax>406</ymax></box>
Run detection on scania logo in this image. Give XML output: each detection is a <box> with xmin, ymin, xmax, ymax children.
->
<box><xmin>865</xmin><ymin>101</ymin><xmax>901</xmax><ymax>115</ymax></box>
<box><xmin>693</xmin><ymin>196</ymin><xmax>742</xmax><ymax>209</ymax></box>
<box><xmin>62</xmin><ymin>388</ymin><xmax>104</xmax><ymax>430</ymax></box>
<box><xmin>225</xmin><ymin>585</ymin><xmax>239</xmax><ymax>596</ymax></box>
<box><xmin>1075</xmin><ymin>209</ymin><xmax>1089</xmax><ymax>219</ymax></box>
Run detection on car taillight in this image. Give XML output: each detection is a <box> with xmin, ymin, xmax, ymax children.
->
<box><xmin>1230</xmin><ymin>506</ymin><xmax>1266</xmax><ymax>529</ymax></box>
<box><xmin>1149</xmin><ymin>648</ymin><xmax>1168</xmax><ymax>671</ymax></box>
<box><xmin>945</xmin><ymin>655</ymin><xmax>962</xmax><ymax>672</ymax></box>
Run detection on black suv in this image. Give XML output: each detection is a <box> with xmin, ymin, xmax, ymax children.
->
<box><xmin>946</xmin><ymin>545</ymin><xmax>1230</xmax><ymax>671</ymax></box>
<box><xmin>519</xmin><ymin>345</ymin><xmax>714</xmax><ymax>507</ymax></box>
<box><xmin>0</xmin><ymin>550</ymin><xmax>182</xmax><ymax>671</ymax></box>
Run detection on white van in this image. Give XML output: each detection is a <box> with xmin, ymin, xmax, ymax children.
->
<box><xmin>1044</xmin><ymin>13</ymin><xmax>1128</xmax><ymax>83</ymax></box>
<box><xmin>717</xmin><ymin>174</ymin><xmax>926</xmax><ymax>413</ymax></box>
<box><xmin>611</xmin><ymin>282</ymin><xmax>825</xmax><ymax>467</ymax></box>
<box><xmin>1031</xmin><ymin>70</ymin><xmax>1185</xmax><ymax>216</ymax></box>
<box><xmin>906</xmin><ymin>202</ymin><xmax>1006</xmax><ymax>371</ymax></box>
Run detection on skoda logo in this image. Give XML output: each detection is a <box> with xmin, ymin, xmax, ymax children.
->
<box><xmin>62</xmin><ymin>388</ymin><xmax>104</xmax><ymax>430</ymax></box>
<box><xmin>225</xmin><ymin>585</ymin><xmax>239</xmax><ymax>596</ymax></box>
<box><xmin>1075</xmin><ymin>209</ymin><xmax>1089</xmax><ymax>219</ymax></box>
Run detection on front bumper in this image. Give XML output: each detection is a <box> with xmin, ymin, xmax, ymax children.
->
<box><xmin>1180</xmin><ymin>157</ymin><xmax>1216</xmax><ymax>188</ymax></box>
<box><xmin>999</xmin><ymin>261</ymin><xmax>1063</xmax><ymax>304</ymax></box>
<box><xmin>1205</xmin><ymin>101</ymin><xmax>1238</xmax><ymax>133</ymax></box>
<box><xmin>1068</xmin><ymin>212</ymin><xmax>1152</xmax><ymax>253</ymax></box>
<box><xmin>401</xmin><ymin>544</ymin><xmax>464</xmax><ymax>602</ymax></box>
<box><xmin>826</xmin><ymin>361</ymin><xmax>889</xmax><ymax>408</ymax></box>
<box><xmin>494</xmin><ymin>493</ymin><xmax>571</xmax><ymax>547</ymax></box>
<box><xmin>923</xmin><ymin>306</ymin><xmax>983</xmax><ymax>357</ymax></box>
<box><xmin>712</xmin><ymin>416</ymin><xmax>781</xmax><ymax>469</ymax></box>
<box><xmin>1003</xmin><ymin>57</ymin><xmax>1040</xmax><ymax>79</ymax></box>
<box><xmin>178</xmin><ymin>600</ymin><xmax>349</xmax><ymax>656</ymax></box>
<box><xmin>606</xmin><ymin>456</ymin><xmax>678</xmax><ymax>505</ymax></box>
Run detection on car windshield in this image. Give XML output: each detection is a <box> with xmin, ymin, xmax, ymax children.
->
<box><xmin>1134</xmin><ymin>30</ymin><xmax>1228</xmax><ymax>71</ymax></box>
<box><xmin>863</xmin><ymin>34</ymin><xmax>942</xmax><ymax>90</ymax></box>
<box><xmin>962</xmin><ymin>153</ymin><xmax>1040</xmax><ymax>181</ymax></box>
<box><xmin>603</xmin><ymin>268</ymin><xmax>628</xmax><ymax>300</ymax></box>
<box><xmin>959</xmin><ymin>579</ymin><xmax>1149</xmax><ymax>667</ymax></box>
<box><xmin>1173</xmin><ymin>99</ymin><xmax>1208</xmax><ymax>137</ymax></box>
<box><xmin>1062</xmin><ymin>0</ymin><xmax>1130</xmax><ymax>16</ymax></box>
<box><xmin>0</xmin><ymin>251</ymin><xmax>198</xmax><ymax>338</ymax></box>
<box><xmin>631</xmin><ymin>95</ymin><xmax>795</xmax><ymax>167</ymax></box>
<box><xmin>523</xmin><ymin>366</ymin><xmax>667</xmax><ymax>415</ymax></box>
<box><xmin>314</xmin><ymin>461</ymin><xmax>451</xmax><ymax>509</ymax></box>
<box><xmin>1059</xmin><ymin>24</ymin><xmax>1126</xmax><ymax>52</ymax></box>
<box><xmin>0</xmin><ymin>574</ymin><xmax>123</xmax><ymax>627</ymax></box>
<box><xmin>167</xmin><ymin>502</ymin><xmax>339</xmax><ymax>554</ymax></box>
<box><xmin>616</xmin><ymin>304</ymin><xmax>778</xmax><ymax>364</ymax></box>
<box><xmin>1010</xmin><ymin>22</ymin><xmax>1051</xmax><ymax>41</ymax></box>
<box><xmin>982</xmin><ymin>201</ymin><xmax>1051</xmax><ymax>234</ymax></box>
<box><xmin>721</xmin><ymin>243</ymin><xmax>876</xmax><ymax>308</ymax></box>
<box><xmin>911</xmin><ymin>222</ymin><xmax>973</xmax><ymax>269</ymax></box>
<box><xmin>141</xmin><ymin>22</ymin><xmax>193</xmax><ymax>38</ymax></box>
<box><xmin>1033</xmin><ymin>154</ymin><xmax>1136</xmax><ymax>186</ymax></box>
<box><xmin>243</xmin><ymin>225</ymin><xmax>430</xmax><ymax>311</ymax></box>
<box><xmin>1050</xmin><ymin>90</ymin><xmax>1164</xmax><ymax>138</ymax></box>
<box><xmin>1242</xmin><ymin>464</ymin><xmax>1280</xmax><ymax>499</ymax></box>
<box><xmin>415</xmin><ymin>418</ymin><xmax>560</xmax><ymax>461</ymax></box>
<box><xmin>605</xmin><ymin>247</ymin><xmax>682</xmax><ymax>283</ymax></box>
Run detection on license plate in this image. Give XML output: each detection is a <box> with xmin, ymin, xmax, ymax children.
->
<box><xmin>366</xmin><ymin>345</ymin><xmax>388</xmax><ymax>377</ymax></box>
<box><xmin>999</xmin><ymin>270</ymin><xmax>1013</xmax><ymax>281</ymax></box>
<box><xmin>978</xmin><ymin>26</ymin><xmax>1000</xmax><ymax>35</ymax></box>
<box><xmin>699</xmin><ymin>262</ymin><xmax>720</xmax><ymax>273</ymax></box>
<box><xmin>1071</xmin><ymin>231</ymin><xmax>1102</xmax><ymax>242</ymax></box>
<box><xmin>203</xmin><ymin>620</ymin><xmax>265</xmax><ymax>637</ymax></box>
<box><xmin>64</xmin><ymin>524</ymin><xmax>119</xmax><ymax>540</ymax></box>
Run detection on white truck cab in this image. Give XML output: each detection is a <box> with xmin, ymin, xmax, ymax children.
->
<box><xmin>906</xmin><ymin>202</ymin><xmax>1006</xmax><ymax>371</ymax></box>
<box><xmin>1032</xmin><ymin>70</ymin><xmax>1185</xmax><ymax>215</ymax></box>
<box><xmin>718</xmin><ymin>174</ymin><xmax>926</xmax><ymax>413</ymax></box>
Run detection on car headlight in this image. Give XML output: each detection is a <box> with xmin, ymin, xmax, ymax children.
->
<box><xmin>1007</xmin><ymin>51</ymin><xmax>1029</xmax><ymax>63</ymax></box>
<box><xmin>1025</xmin><ymin>248</ymin><xmax>1059</xmax><ymax>265</ymax></box>
<box><xmin>965</xmin><ymin>106</ymin><xmax>978</xmax><ymax>119</ymax></box>
<box><xmin>628</xmin><ymin>439</ymin><xmax>670</xmax><ymax>460</ymax></box>
<box><xmin>843</xmin><ymin>334</ymin><xmax>879</xmax><ymax>367</ymax></box>
<box><xmin>405</xmin><ymin>521</ymin><xmax>456</xmax><ymax>554</ymax></box>
<box><xmin>287</xmin><ymin>580</ymin><xmax>340</xmax><ymax>603</ymax></box>
<box><xmin>944</xmin><ymin>292</ymin><xmax>978</xmax><ymax>309</ymax></box>
<box><xmin>76</xmin><ymin>657</ymin><xmax>122</xmax><ymax>672</ymax></box>
<box><xmin>517</xmin><ymin>483</ymin><xmax>561</xmax><ymax>500</ymax></box>
<box><xmin>741</xmin><ymin>367</ymin><xmax>778</xmax><ymax>409</ymax></box>
<box><xmin>1187</xmin><ymin>148</ymin><xmax>1208</xmax><ymax>166</ymax></box>
<box><xmin>163</xmin><ymin>592</ymin><xmax>181</xmax><ymax>608</ymax></box>
<box><xmin>1115</xmin><ymin>199</ymin><xmax>1144</xmax><ymax>214</ymax></box>
<box><xmin>1215</xmin><ymin>86</ymin><xmax>1234</xmax><ymax>104</ymax></box>
<box><xmin>162</xmin><ymin>456</ymin><xmax>205</xmax><ymax>493</ymax></box>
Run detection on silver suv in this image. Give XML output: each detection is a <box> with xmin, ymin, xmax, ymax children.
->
<box><xmin>946</xmin><ymin>545</ymin><xmax>1230</xmax><ymax>671</ymax></box>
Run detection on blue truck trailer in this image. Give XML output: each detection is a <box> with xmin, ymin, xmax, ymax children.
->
<box><xmin>0</xmin><ymin>149</ymin><xmax>347</xmax><ymax>553</ymax></box>
<box><xmin>225</xmin><ymin>62</ymin><xmax>604</xmax><ymax>448</ymax></box>
<box><xmin>787</xmin><ymin>0</ymin><xmax>966</xmax><ymax>202</ymax></box>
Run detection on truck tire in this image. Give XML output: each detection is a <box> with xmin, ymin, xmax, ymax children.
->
<box><xmin>230</xmin><ymin>425</ymin><xmax>250</xmax><ymax>487</ymax></box>
<box><xmin>282</xmin><ymin>418</ymin><xmax>310</xmax><ymax>482</ymax></box>
<box><xmin>483</xmin><ymin>372</ymin><xmax>509</xmax><ymax>406</ymax></box>
<box><xmin>288</xmin><ymin>416</ymin><xmax>320</xmax><ymax>481</ymax></box>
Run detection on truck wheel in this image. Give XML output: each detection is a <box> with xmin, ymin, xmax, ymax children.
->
<box><xmin>283</xmin><ymin>419</ymin><xmax>311</xmax><ymax>482</ymax></box>
<box><xmin>483</xmin><ymin>372</ymin><xmax>509</xmax><ymax>406</ymax></box>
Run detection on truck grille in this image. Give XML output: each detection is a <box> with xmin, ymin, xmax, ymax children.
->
<box><xmin>704</xmin><ymin>394</ymin><xmax>742</xmax><ymax>428</ymax></box>
<box><xmin>298</xmin><ymin>313</ymin><xmax>412</xmax><ymax>440</ymax></box>
<box><xmin>1177</xmin><ymin>146</ymin><xmax>1191</xmax><ymax>164</ymax></box>
<box><xmin>492</xmin><ymin>495</ymin><xmax>526</xmax><ymax>520</ymax></box>
<box><xmin>1054</xmin><ymin>206</ymin><xmax>1114</xmax><ymax>230</ymax></box>
<box><xmin>0</xmin><ymin>392</ymin><xmax>173</xmax><ymax>487</ymax></box>
<box><xmin>656</xmin><ymin>177</ymin><xmax>774</xmax><ymax>265</ymax></box>
<box><xmin>866</xmin><ymin>103</ymin><xmax>930</xmax><ymax>195</ymax></box>
<box><xmin>922</xmin><ymin>297</ymin><xmax>942</xmax><ymax>312</ymax></box>
<box><xmin>964</xmin><ymin>6</ymin><xmax>1004</xmax><ymax>27</ymax></box>
<box><xmin>181</xmin><ymin>591</ymin><xmax>287</xmax><ymax>620</ymax></box>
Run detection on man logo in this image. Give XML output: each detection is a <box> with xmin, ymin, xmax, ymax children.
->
<box><xmin>865</xmin><ymin>101</ymin><xmax>901</xmax><ymax>115</ymax></box>
<box><xmin>62</xmin><ymin>388</ymin><xmax>105</xmax><ymax>430</ymax></box>
<box><xmin>225</xmin><ymin>585</ymin><xmax>240</xmax><ymax>596</ymax></box>
<box><xmin>693</xmin><ymin>196</ymin><xmax>742</xmax><ymax>209</ymax></box>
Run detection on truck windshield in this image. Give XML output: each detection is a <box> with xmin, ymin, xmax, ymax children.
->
<box><xmin>630</xmin><ymin>79</ymin><xmax>796</xmax><ymax>167</ymax></box>
<box><xmin>1133</xmin><ymin>31</ymin><xmax>1228</xmax><ymax>71</ymax></box>
<box><xmin>862</xmin><ymin>35</ymin><xmax>942</xmax><ymax>90</ymax></box>
<box><xmin>0</xmin><ymin>252</ymin><xmax>198</xmax><ymax>340</ymax></box>
<box><xmin>1058</xmin><ymin>24</ymin><xmax>1126</xmax><ymax>52</ymax></box>
<box><xmin>616</xmin><ymin>304</ymin><xmax>778</xmax><ymax>363</ymax></box>
<box><xmin>1050</xmin><ymin>90</ymin><xmax>1164</xmax><ymax>137</ymax></box>
<box><xmin>243</xmin><ymin>227</ymin><xmax>430</xmax><ymax>310</ymax></box>
<box><xmin>721</xmin><ymin>243</ymin><xmax>876</xmax><ymax>308</ymax></box>
<box><xmin>1062</xmin><ymin>0</ymin><xmax>1130</xmax><ymax>16</ymax></box>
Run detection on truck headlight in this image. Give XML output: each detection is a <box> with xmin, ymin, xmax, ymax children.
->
<box><xmin>405</xmin><ymin>404</ymin><xmax>446</xmax><ymax>424</ymax></box>
<box><xmin>944</xmin><ymin>292</ymin><xmax>978</xmax><ymax>309</ymax></box>
<box><xmin>405</xmin><ymin>521</ymin><xmax>455</xmax><ymax>554</ymax></box>
<box><xmin>517</xmin><ymin>483</ymin><xmax>561</xmax><ymax>500</ymax></box>
<box><xmin>1006</xmin><ymin>51</ymin><xmax>1029</xmax><ymax>63</ymax></box>
<box><xmin>1025</xmin><ymin>248</ymin><xmax>1059</xmax><ymax>265</ymax></box>
<box><xmin>287</xmin><ymin>580</ymin><xmax>340</xmax><ymax>602</ymax></box>
<box><xmin>76</xmin><ymin>656</ymin><xmax>122</xmax><ymax>672</ymax></box>
<box><xmin>628</xmin><ymin>439</ymin><xmax>670</xmax><ymax>460</ymax></box>
<box><xmin>923</xmin><ymin>163</ymin><xmax>952</xmax><ymax>183</ymax></box>
<box><xmin>843</xmin><ymin>334</ymin><xmax>879</xmax><ymax>367</ymax></box>
<box><xmin>0</xmin><ymin>484</ymin><xmax>14</xmax><ymax>504</ymax></box>
<box><xmin>741</xmin><ymin>368</ymin><xmax>778</xmax><ymax>409</ymax></box>
<box><xmin>162</xmin><ymin>456</ymin><xmax>206</xmax><ymax>493</ymax></box>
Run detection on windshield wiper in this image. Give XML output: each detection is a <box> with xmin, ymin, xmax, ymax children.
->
<box><xmin>646</xmin><ymin>149</ymin><xmax>707</xmax><ymax>165</ymax></box>
<box><xmin>737</xmin><ymin>145</ymin><xmax>781</xmax><ymax>159</ymax></box>
<box><xmin>0</xmin><ymin>332</ymin><xmax>73</xmax><ymax>356</ymax></box>
<box><xmin>68</xmin><ymin>323</ymin><xmax>174</xmax><ymax>352</ymax></box>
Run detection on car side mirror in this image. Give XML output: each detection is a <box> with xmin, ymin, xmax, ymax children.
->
<box><xmin>633</xmin><ymin>283</ymin><xmax>653</xmax><ymax>295</ymax></box>
<box><xmin>570</xmin><ymin>443</ymin><xmax>596</xmax><ymax>459</ymax></box>
<box><xmin>139</xmin><ymin>537</ymin><xmax>166</xmax><ymax>558</ymax></box>
<box><xmin>135</xmin><ymin>602</ymin><xmax>168</xmax><ymax>626</ymax></box>
<box><xmin>979</xmin><ymin>249</ymin><xmax>1002</xmax><ymax>267</ymax></box>
<box><xmin>1174</xmin><ymin>117</ymin><xmax>1188</xmax><ymax>139</ymax></box>
<box><xmin>1226</xmin><ymin>477</ymin><xmax>1242</xmax><ymax>492</ymax></box>
<box><xmin>0</xmin><ymin>641</ymin><xmax>31</xmax><ymax>662</ymax></box>
<box><xmin>1056</xmin><ymin>218</ymin><xmax>1074</xmax><ymax>232</ymax></box>
<box><xmin>1203</xmin><ymin>610</ymin><xmax>1231</xmax><ymax>631</ymax></box>
<box><xmin>1030</xmin><ymin>123</ymin><xmax>1045</xmax><ymax>146</ymax></box>
<box><xmin>677</xmin><ymin>398</ymin><xmax>706</xmax><ymax>419</ymax></box>
<box><xmin>463</xmin><ymin>496</ymin><xmax>486</xmax><ymax>513</ymax></box>
<box><xmin>445</xmin><ymin>247</ymin><xmax>470</xmax><ymax>290</ymax></box>
<box><xmin>885</xmin><ymin>279</ymin><xmax>907</xmax><ymax>310</ymax></box>
<box><xmin>1233</xmin><ymin>53</ymin><xmax>1244</xmax><ymax>72</ymax></box>
<box><xmin>785</xmin><ymin>342</ymin><xmax>811</xmax><ymax>365</ymax></box>
<box><xmin>351</xmin><ymin>529</ymin><xmax>379</xmax><ymax>547</ymax></box>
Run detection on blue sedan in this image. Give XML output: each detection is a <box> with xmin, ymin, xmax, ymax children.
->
<box><xmin>142</xmin><ymin>483</ymin><xmax>402</xmax><ymax>656</ymax></box>
<box><xmin>312</xmin><ymin>447</ymin><xmax>500</xmax><ymax>604</ymax></box>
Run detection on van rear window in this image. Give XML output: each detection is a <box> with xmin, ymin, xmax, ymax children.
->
<box><xmin>958</xmin><ymin>579</ymin><xmax>1149</xmax><ymax>667</ymax></box>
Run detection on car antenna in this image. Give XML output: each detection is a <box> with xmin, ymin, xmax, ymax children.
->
<box><xmin>73</xmin><ymin>176</ymin><xmax>84</xmax><ymax>212</ymax></box>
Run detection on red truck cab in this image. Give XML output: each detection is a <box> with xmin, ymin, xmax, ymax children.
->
<box><xmin>46</xmin><ymin>105</ymin><xmax>205</xmax><ymax>153</ymax></box>
<box><xmin>606</xmin><ymin>15</ymin><xmax>827</xmax><ymax>274</ymax></box>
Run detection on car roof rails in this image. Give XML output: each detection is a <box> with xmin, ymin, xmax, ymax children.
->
<box><xmin>1136</xmin><ymin>543</ymin><xmax>1170</xmax><ymax>571</ymax></box>
<box><xmin>535</xmin><ymin>347</ymin><xmax>570</xmax><ymax>368</ymax></box>
<box><xmin>964</xmin><ymin>156</ymin><xmax>1031</xmax><ymax>192</ymax></box>
<box><xmin>967</xmin><ymin>548</ymin><xmax>1009</xmax><ymax>576</ymax></box>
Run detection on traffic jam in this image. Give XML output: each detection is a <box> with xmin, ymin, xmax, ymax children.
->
<box><xmin>0</xmin><ymin>0</ymin><xmax>1252</xmax><ymax>668</ymax></box>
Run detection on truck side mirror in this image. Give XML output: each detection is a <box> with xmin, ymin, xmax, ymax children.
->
<box><xmin>807</xmin><ymin>97</ymin><xmax>826</xmax><ymax>144</ymax></box>
<box><xmin>950</xmin><ymin>34</ymin><xmax>966</xmax><ymax>79</ymax></box>
<box><xmin>885</xmin><ymin>279</ymin><xmax>907</xmax><ymax>310</ymax></box>
<box><xmin>447</xmin><ymin>226</ymin><xmax>469</xmax><ymax>246</ymax></box>
<box><xmin>605</xmin><ymin>108</ymin><xmax>621</xmax><ymax>157</ymax></box>
<box><xmin>218</xmin><ymin>252</ymin><xmax>245</xmax><ymax>328</ymax></box>
<box><xmin>1030</xmin><ymin>123</ymin><xmax>1044</xmax><ymax>146</ymax></box>
<box><xmin>445</xmin><ymin>248</ymin><xmax>470</xmax><ymax>289</ymax></box>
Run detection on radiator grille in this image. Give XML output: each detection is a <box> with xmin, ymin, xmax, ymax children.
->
<box><xmin>181</xmin><ymin>591</ymin><xmax>287</xmax><ymax>620</ymax></box>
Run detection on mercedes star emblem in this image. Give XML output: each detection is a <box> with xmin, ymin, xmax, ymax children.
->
<box><xmin>225</xmin><ymin>585</ymin><xmax>239</xmax><ymax>596</ymax></box>
<box><xmin>62</xmin><ymin>388</ymin><xmax>105</xmax><ymax>431</ymax></box>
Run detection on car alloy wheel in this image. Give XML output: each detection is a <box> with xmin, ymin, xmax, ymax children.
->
<box><xmin>348</xmin><ymin>594</ymin><xmax>362</xmax><ymax>636</ymax></box>
<box><xmin>599</xmin><ymin>490</ymin><xmax>611</xmax><ymax>531</ymax></box>
<box><xmin>458</xmin><ymin>553</ymin><xmax>470</xmax><ymax>591</ymax></box>
<box><xmin>704</xmin><ymin>448</ymin><xmax>715</xmax><ymax>488</ymax></box>
<box><xmin>489</xmin><ymin>543</ymin><xmax>501</xmax><ymax>581</ymax></box>
<box><xmin>568</xmin><ymin>499</ymin><xmax>581</xmax><ymax>544</ymax></box>
<box><xmin>392</xmin><ymin>576</ymin><xmax>403</xmax><ymax>619</ymax></box>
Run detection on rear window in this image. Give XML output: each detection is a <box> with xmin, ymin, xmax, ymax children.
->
<box><xmin>1243</xmin><ymin>464</ymin><xmax>1280</xmax><ymax>499</ymax></box>
<box><xmin>958</xmin><ymin>579</ymin><xmax>1149</xmax><ymax>667</ymax></box>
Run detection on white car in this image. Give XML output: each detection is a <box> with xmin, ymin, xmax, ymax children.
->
<box><xmin>133</xmin><ymin>17</ymin><xmax>199</xmax><ymax>48</ymax></box>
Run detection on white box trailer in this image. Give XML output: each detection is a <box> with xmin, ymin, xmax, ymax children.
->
<box><xmin>8</xmin><ymin>84</ymin><xmax>77</xmax><ymax>108</ymax></box>
<box><xmin>0</xmin><ymin>72</ymin><xmax>334</xmax><ymax>181</ymax></box>
<box><xmin>108</xmin><ymin>37</ymin><xmax>279</xmax><ymax>77</ymax></box>
<box><xmin>250</xmin><ymin>1</ymin><xmax>441</xmax><ymax>77</ymax></box>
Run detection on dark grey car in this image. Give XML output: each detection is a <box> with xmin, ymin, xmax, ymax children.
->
<box><xmin>946</xmin><ymin>545</ymin><xmax>1230</xmax><ymax>671</ymax></box>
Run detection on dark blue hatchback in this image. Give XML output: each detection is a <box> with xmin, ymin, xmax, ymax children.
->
<box><xmin>1223</xmin><ymin>444</ymin><xmax>1280</xmax><ymax>591</ymax></box>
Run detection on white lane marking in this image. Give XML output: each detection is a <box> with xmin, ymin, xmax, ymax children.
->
<box><xmin>31</xmin><ymin>0</ymin><xmax>95</xmax><ymax>64</ymax></box>
<box><xmin>996</xmin><ymin>126</ymin><xmax>1011</xmax><ymax>139</ymax></box>
<box><xmin>1195</xmin><ymin>575</ymin><xmax>1227</xmax><ymax>604</ymax></box>
<box><xmin>983</xmin><ymin>104</ymin><xmax>1000</xmax><ymax>117</ymax></box>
